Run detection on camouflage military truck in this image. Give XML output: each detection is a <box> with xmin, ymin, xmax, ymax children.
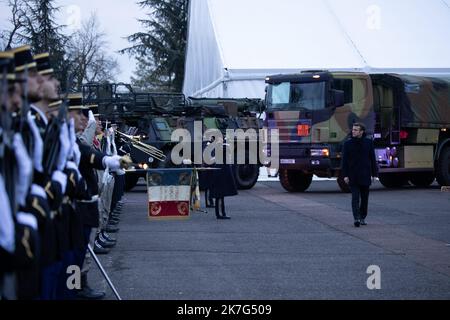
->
<box><xmin>264</xmin><ymin>71</ymin><xmax>450</xmax><ymax>192</ymax></box>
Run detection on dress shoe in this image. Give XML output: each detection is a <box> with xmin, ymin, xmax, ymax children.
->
<box><xmin>99</xmin><ymin>233</ymin><xmax>116</xmax><ymax>245</ymax></box>
<box><xmin>76</xmin><ymin>287</ymin><xmax>105</xmax><ymax>300</ymax></box>
<box><xmin>93</xmin><ymin>240</ymin><xmax>110</xmax><ymax>254</ymax></box>
<box><xmin>96</xmin><ymin>236</ymin><xmax>116</xmax><ymax>248</ymax></box>
<box><xmin>108</xmin><ymin>219</ymin><xmax>119</xmax><ymax>226</ymax></box>
<box><xmin>77</xmin><ymin>274</ymin><xmax>105</xmax><ymax>300</ymax></box>
<box><xmin>360</xmin><ymin>219</ymin><xmax>367</xmax><ymax>225</ymax></box>
<box><xmin>354</xmin><ymin>220</ymin><xmax>360</xmax><ymax>227</ymax></box>
<box><xmin>217</xmin><ymin>216</ymin><xmax>231</xmax><ymax>220</ymax></box>
<box><xmin>101</xmin><ymin>231</ymin><xmax>116</xmax><ymax>242</ymax></box>
<box><xmin>105</xmin><ymin>225</ymin><xmax>119</xmax><ymax>233</ymax></box>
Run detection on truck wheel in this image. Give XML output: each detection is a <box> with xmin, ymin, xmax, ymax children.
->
<box><xmin>337</xmin><ymin>175</ymin><xmax>351</xmax><ymax>193</ymax></box>
<box><xmin>409</xmin><ymin>172</ymin><xmax>435</xmax><ymax>187</ymax></box>
<box><xmin>279</xmin><ymin>169</ymin><xmax>312</xmax><ymax>192</ymax></box>
<box><xmin>125</xmin><ymin>173</ymin><xmax>140</xmax><ymax>191</ymax></box>
<box><xmin>378</xmin><ymin>173</ymin><xmax>408</xmax><ymax>188</ymax></box>
<box><xmin>234</xmin><ymin>164</ymin><xmax>260</xmax><ymax>190</ymax></box>
<box><xmin>436</xmin><ymin>146</ymin><xmax>450</xmax><ymax>186</ymax></box>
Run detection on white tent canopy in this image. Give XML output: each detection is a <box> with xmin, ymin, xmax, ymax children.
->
<box><xmin>183</xmin><ymin>0</ymin><xmax>450</xmax><ymax>99</ymax></box>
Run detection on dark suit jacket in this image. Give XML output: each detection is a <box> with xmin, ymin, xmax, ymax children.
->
<box><xmin>76</xmin><ymin>139</ymin><xmax>106</xmax><ymax>227</ymax></box>
<box><xmin>209</xmin><ymin>143</ymin><xmax>238</xmax><ymax>198</ymax></box>
<box><xmin>342</xmin><ymin>136</ymin><xmax>378</xmax><ymax>186</ymax></box>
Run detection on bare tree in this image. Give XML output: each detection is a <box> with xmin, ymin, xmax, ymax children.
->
<box><xmin>1</xmin><ymin>0</ymin><xmax>71</xmax><ymax>87</ymax></box>
<box><xmin>66</xmin><ymin>13</ymin><xmax>119</xmax><ymax>90</ymax></box>
<box><xmin>0</xmin><ymin>0</ymin><xmax>27</xmax><ymax>50</ymax></box>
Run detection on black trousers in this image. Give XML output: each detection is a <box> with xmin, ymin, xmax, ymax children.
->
<box><xmin>205</xmin><ymin>188</ymin><xmax>214</xmax><ymax>207</ymax></box>
<box><xmin>110</xmin><ymin>174</ymin><xmax>124</xmax><ymax>214</ymax></box>
<box><xmin>350</xmin><ymin>185</ymin><xmax>370</xmax><ymax>220</ymax></box>
<box><xmin>215</xmin><ymin>197</ymin><xmax>226</xmax><ymax>217</ymax></box>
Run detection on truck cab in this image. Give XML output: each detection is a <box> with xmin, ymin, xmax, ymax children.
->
<box><xmin>264</xmin><ymin>71</ymin><xmax>375</xmax><ymax>192</ymax></box>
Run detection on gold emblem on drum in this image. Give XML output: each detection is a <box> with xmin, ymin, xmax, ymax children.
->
<box><xmin>150</xmin><ymin>202</ymin><xmax>162</xmax><ymax>216</ymax></box>
<box><xmin>178</xmin><ymin>172</ymin><xmax>190</xmax><ymax>185</ymax></box>
<box><xmin>177</xmin><ymin>202</ymin><xmax>188</xmax><ymax>215</ymax></box>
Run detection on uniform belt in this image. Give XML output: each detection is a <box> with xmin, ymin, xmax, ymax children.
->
<box><xmin>78</xmin><ymin>195</ymin><xmax>99</xmax><ymax>203</ymax></box>
<box><xmin>62</xmin><ymin>196</ymin><xmax>71</xmax><ymax>205</ymax></box>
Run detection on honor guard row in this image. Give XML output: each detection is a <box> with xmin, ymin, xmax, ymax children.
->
<box><xmin>0</xmin><ymin>45</ymin><xmax>129</xmax><ymax>300</ymax></box>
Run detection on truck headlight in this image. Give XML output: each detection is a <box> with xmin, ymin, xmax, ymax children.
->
<box><xmin>311</xmin><ymin>148</ymin><xmax>329</xmax><ymax>157</ymax></box>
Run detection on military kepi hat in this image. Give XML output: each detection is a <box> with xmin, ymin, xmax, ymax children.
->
<box><xmin>48</xmin><ymin>99</ymin><xmax>63</xmax><ymax>112</ymax></box>
<box><xmin>33</xmin><ymin>52</ymin><xmax>54</xmax><ymax>75</ymax></box>
<box><xmin>11</xmin><ymin>45</ymin><xmax>37</xmax><ymax>72</ymax></box>
<box><xmin>83</xmin><ymin>104</ymin><xmax>99</xmax><ymax>117</ymax></box>
<box><xmin>0</xmin><ymin>51</ymin><xmax>16</xmax><ymax>82</ymax></box>
<box><xmin>68</xmin><ymin>93</ymin><xmax>88</xmax><ymax>110</ymax></box>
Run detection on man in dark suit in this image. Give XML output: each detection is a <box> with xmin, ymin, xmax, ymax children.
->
<box><xmin>342</xmin><ymin>123</ymin><xmax>378</xmax><ymax>227</ymax></box>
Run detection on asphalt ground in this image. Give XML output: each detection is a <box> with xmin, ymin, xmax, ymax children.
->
<box><xmin>90</xmin><ymin>178</ymin><xmax>450</xmax><ymax>300</ymax></box>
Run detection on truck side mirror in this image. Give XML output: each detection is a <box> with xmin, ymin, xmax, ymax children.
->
<box><xmin>333</xmin><ymin>89</ymin><xmax>345</xmax><ymax>108</ymax></box>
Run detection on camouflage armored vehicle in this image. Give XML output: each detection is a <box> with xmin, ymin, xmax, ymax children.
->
<box><xmin>82</xmin><ymin>83</ymin><xmax>185</xmax><ymax>190</ymax></box>
<box><xmin>82</xmin><ymin>83</ymin><xmax>266</xmax><ymax>191</ymax></box>
<box><xmin>264</xmin><ymin>71</ymin><xmax>450</xmax><ymax>192</ymax></box>
<box><xmin>185</xmin><ymin>97</ymin><xmax>265</xmax><ymax>189</ymax></box>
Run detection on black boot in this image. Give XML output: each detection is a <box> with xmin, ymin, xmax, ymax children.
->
<box><xmin>215</xmin><ymin>198</ymin><xmax>221</xmax><ymax>219</ymax></box>
<box><xmin>76</xmin><ymin>274</ymin><xmax>105</xmax><ymax>300</ymax></box>
<box><xmin>205</xmin><ymin>190</ymin><xmax>214</xmax><ymax>208</ymax></box>
<box><xmin>216</xmin><ymin>198</ymin><xmax>230</xmax><ymax>219</ymax></box>
<box><xmin>220</xmin><ymin>198</ymin><xmax>230</xmax><ymax>219</ymax></box>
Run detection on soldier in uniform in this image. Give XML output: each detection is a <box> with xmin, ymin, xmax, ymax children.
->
<box><xmin>1</xmin><ymin>48</ymin><xmax>41</xmax><ymax>300</ymax></box>
<box><xmin>0</xmin><ymin>51</ymin><xmax>19</xmax><ymax>299</ymax></box>
<box><xmin>93</xmin><ymin>118</ymin><xmax>118</xmax><ymax>251</ymax></box>
<box><xmin>67</xmin><ymin>93</ymin><xmax>124</xmax><ymax>299</ymax></box>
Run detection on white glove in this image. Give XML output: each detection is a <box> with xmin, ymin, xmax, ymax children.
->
<box><xmin>88</xmin><ymin>110</ymin><xmax>96</xmax><ymax>124</ymax></box>
<box><xmin>13</xmin><ymin>134</ymin><xmax>33</xmax><ymax>207</ymax></box>
<box><xmin>52</xmin><ymin>170</ymin><xmax>67</xmax><ymax>194</ymax></box>
<box><xmin>30</xmin><ymin>184</ymin><xmax>46</xmax><ymax>199</ymax></box>
<box><xmin>115</xmin><ymin>168</ymin><xmax>126</xmax><ymax>175</ymax></box>
<box><xmin>27</xmin><ymin>112</ymin><xmax>43</xmax><ymax>172</ymax></box>
<box><xmin>66</xmin><ymin>160</ymin><xmax>81</xmax><ymax>181</ymax></box>
<box><xmin>16</xmin><ymin>212</ymin><xmax>38</xmax><ymax>231</ymax></box>
<box><xmin>73</xmin><ymin>143</ymin><xmax>81</xmax><ymax>166</ymax></box>
<box><xmin>102</xmin><ymin>155</ymin><xmax>121</xmax><ymax>170</ymax></box>
<box><xmin>56</xmin><ymin>122</ymin><xmax>70</xmax><ymax>171</ymax></box>
<box><xmin>0</xmin><ymin>174</ymin><xmax>15</xmax><ymax>253</ymax></box>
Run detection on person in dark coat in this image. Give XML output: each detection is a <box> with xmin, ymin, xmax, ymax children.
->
<box><xmin>198</xmin><ymin>140</ymin><xmax>215</xmax><ymax>207</ymax></box>
<box><xmin>341</xmin><ymin>122</ymin><xmax>378</xmax><ymax>227</ymax></box>
<box><xmin>209</xmin><ymin>137</ymin><xmax>238</xmax><ymax>219</ymax></box>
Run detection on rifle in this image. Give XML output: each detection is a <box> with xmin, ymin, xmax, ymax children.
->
<box><xmin>18</xmin><ymin>65</ymin><xmax>34</xmax><ymax>156</ymax></box>
<box><xmin>42</xmin><ymin>74</ymin><xmax>73</xmax><ymax>175</ymax></box>
<box><xmin>0</xmin><ymin>61</ymin><xmax>18</xmax><ymax>215</ymax></box>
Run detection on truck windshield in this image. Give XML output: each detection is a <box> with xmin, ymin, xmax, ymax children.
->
<box><xmin>267</xmin><ymin>81</ymin><xmax>326</xmax><ymax>111</ymax></box>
